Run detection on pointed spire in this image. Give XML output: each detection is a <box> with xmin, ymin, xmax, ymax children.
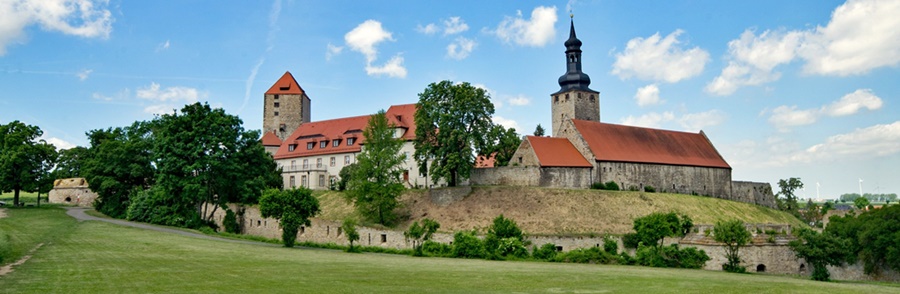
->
<box><xmin>554</xmin><ymin>17</ymin><xmax>595</xmax><ymax>94</ymax></box>
<box><xmin>564</xmin><ymin>17</ymin><xmax>582</xmax><ymax>48</ymax></box>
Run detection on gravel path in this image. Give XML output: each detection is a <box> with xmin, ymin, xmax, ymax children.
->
<box><xmin>64</xmin><ymin>207</ymin><xmax>280</xmax><ymax>248</ymax></box>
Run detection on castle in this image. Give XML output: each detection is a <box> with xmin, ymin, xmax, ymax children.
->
<box><xmin>262</xmin><ymin>18</ymin><xmax>775</xmax><ymax>209</ymax></box>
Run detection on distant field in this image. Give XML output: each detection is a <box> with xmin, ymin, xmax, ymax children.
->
<box><xmin>0</xmin><ymin>191</ymin><xmax>42</xmax><ymax>203</ymax></box>
<box><xmin>314</xmin><ymin>186</ymin><xmax>805</xmax><ymax>234</ymax></box>
<box><xmin>1</xmin><ymin>207</ymin><xmax>896</xmax><ymax>293</ymax></box>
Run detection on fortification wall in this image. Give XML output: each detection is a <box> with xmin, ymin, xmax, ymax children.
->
<box><xmin>731</xmin><ymin>181</ymin><xmax>777</xmax><ymax>209</ymax></box>
<box><xmin>470</xmin><ymin>167</ymin><xmax>591</xmax><ymax>189</ymax></box>
<box><xmin>598</xmin><ymin>162</ymin><xmax>732</xmax><ymax>198</ymax></box>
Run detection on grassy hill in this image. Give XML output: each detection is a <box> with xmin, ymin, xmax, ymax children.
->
<box><xmin>314</xmin><ymin>186</ymin><xmax>804</xmax><ymax>235</ymax></box>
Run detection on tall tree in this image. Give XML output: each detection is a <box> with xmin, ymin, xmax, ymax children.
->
<box><xmin>346</xmin><ymin>110</ymin><xmax>406</xmax><ymax>225</ymax></box>
<box><xmin>789</xmin><ymin>228</ymin><xmax>850</xmax><ymax>281</ymax></box>
<box><xmin>776</xmin><ymin>177</ymin><xmax>803</xmax><ymax>214</ymax></box>
<box><xmin>52</xmin><ymin>146</ymin><xmax>90</xmax><ymax>179</ymax></box>
<box><xmin>414</xmin><ymin>80</ymin><xmax>496</xmax><ymax>186</ymax></box>
<box><xmin>342</xmin><ymin>218</ymin><xmax>360</xmax><ymax>252</ymax></box>
<box><xmin>632</xmin><ymin>212</ymin><xmax>692</xmax><ymax>248</ymax></box>
<box><xmin>713</xmin><ymin>219</ymin><xmax>751</xmax><ymax>273</ymax></box>
<box><xmin>485</xmin><ymin>125</ymin><xmax>521</xmax><ymax>167</ymax></box>
<box><xmin>83</xmin><ymin>121</ymin><xmax>156</xmax><ymax>218</ymax></box>
<box><xmin>0</xmin><ymin>121</ymin><xmax>57</xmax><ymax>206</ymax></box>
<box><xmin>259</xmin><ymin>188</ymin><xmax>320</xmax><ymax>247</ymax></box>
<box><xmin>533</xmin><ymin>124</ymin><xmax>545</xmax><ymax>136</ymax></box>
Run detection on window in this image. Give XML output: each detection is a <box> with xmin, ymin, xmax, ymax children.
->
<box><xmin>318</xmin><ymin>175</ymin><xmax>325</xmax><ymax>187</ymax></box>
<box><xmin>290</xmin><ymin>160</ymin><xmax>296</xmax><ymax>170</ymax></box>
<box><xmin>307</xmin><ymin>142</ymin><xmax>314</xmax><ymax>150</ymax></box>
<box><xmin>303</xmin><ymin>159</ymin><xmax>309</xmax><ymax>169</ymax></box>
<box><xmin>403</xmin><ymin>170</ymin><xmax>409</xmax><ymax>181</ymax></box>
<box><xmin>279</xmin><ymin>124</ymin><xmax>286</xmax><ymax>133</ymax></box>
<box><xmin>274</xmin><ymin>94</ymin><xmax>279</xmax><ymax>100</ymax></box>
<box><xmin>289</xmin><ymin>176</ymin><xmax>295</xmax><ymax>188</ymax></box>
<box><xmin>347</xmin><ymin>137</ymin><xmax>356</xmax><ymax>146</ymax></box>
<box><xmin>329</xmin><ymin>176</ymin><xmax>336</xmax><ymax>187</ymax></box>
<box><xmin>333</xmin><ymin>139</ymin><xmax>340</xmax><ymax>147</ymax></box>
<box><xmin>554</xmin><ymin>95</ymin><xmax>559</xmax><ymax>102</ymax></box>
<box><xmin>274</xmin><ymin>111</ymin><xmax>279</xmax><ymax>116</ymax></box>
<box><xmin>381</xmin><ymin>234</ymin><xmax>387</xmax><ymax>243</ymax></box>
<box><xmin>301</xmin><ymin>175</ymin><xmax>308</xmax><ymax>187</ymax></box>
<box><xmin>565</xmin><ymin>93</ymin><xmax>570</xmax><ymax>100</ymax></box>
<box><xmin>344</xmin><ymin>155</ymin><xmax>351</xmax><ymax>165</ymax></box>
<box><xmin>274</xmin><ymin>102</ymin><xmax>280</xmax><ymax>108</ymax></box>
<box><xmin>288</xmin><ymin>144</ymin><xmax>296</xmax><ymax>152</ymax></box>
<box><xmin>590</xmin><ymin>95</ymin><xmax>595</xmax><ymax>102</ymax></box>
<box><xmin>316</xmin><ymin>158</ymin><xmax>322</xmax><ymax>168</ymax></box>
<box><xmin>330</xmin><ymin>157</ymin><xmax>336</xmax><ymax>166</ymax></box>
<box><xmin>320</xmin><ymin>141</ymin><xmax>327</xmax><ymax>148</ymax></box>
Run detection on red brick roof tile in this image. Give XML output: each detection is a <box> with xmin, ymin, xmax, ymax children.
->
<box><xmin>571</xmin><ymin>120</ymin><xmax>730</xmax><ymax>169</ymax></box>
<box><xmin>527</xmin><ymin>136</ymin><xmax>593</xmax><ymax>168</ymax></box>
<box><xmin>261</xmin><ymin>131</ymin><xmax>282</xmax><ymax>146</ymax></box>
<box><xmin>265</xmin><ymin>71</ymin><xmax>305</xmax><ymax>95</ymax></box>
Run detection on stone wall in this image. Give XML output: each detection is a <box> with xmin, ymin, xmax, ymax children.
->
<box><xmin>263</xmin><ymin>93</ymin><xmax>311</xmax><ymax>141</ymax></box>
<box><xmin>598</xmin><ymin>162</ymin><xmax>732</xmax><ymax>198</ymax></box>
<box><xmin>551</xmin><ymin>90</ymin><xmax>599</xmax><ymax>137</ymax></box>
<box><xmin>470</xmin><ymin>166</ymin><xmax>591</xmax><ymax>189</ymax></box>
<box><xmin>48</xmin><ymin>178</ymin><xmax>99</xmax><ymax>207</ymax></box>
<box><xmin>731</xmin><ymin>181</ymin><xmax>777</xmax><ymax>209</ymax></box>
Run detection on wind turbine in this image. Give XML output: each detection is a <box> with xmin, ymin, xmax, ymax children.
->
<box><xmin>816</xmin><ymin>182</ymin><xmax>820</xmax><ymax>201</ymax></box>
<box><xmin>859</xmin><ymin>178</ymin><xmax>864</xmax><ymax>196</ymax></box>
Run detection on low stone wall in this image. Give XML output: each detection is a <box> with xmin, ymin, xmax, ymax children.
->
<box><xmin>470</xmin><ymin>166</ymin><xmax>591</xmax><ymax>189</ymax></box>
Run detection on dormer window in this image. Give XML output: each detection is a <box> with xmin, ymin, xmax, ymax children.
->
<box><xmin>307</xmin><ymin>142</ymin><xmax>314</xmax><ymax>150</ymax></box>
<box><xmin>320</xmin><ymin>141</ymin><xmax>327</xmax><ymax>148</ymax></box>
<box><xmin>347</xmin><ymin>137</ymin><xmax>356</xmax><ymax>146</ymax></box>
<box><xmin>332</xmin><ymin>139</ymin><xmax>340</xmax><ymax>147</ymax></box>
<box><xmin>288</xmin><ymin>144</ymin><xmax>296</xmax><ymax>152</ymax></box>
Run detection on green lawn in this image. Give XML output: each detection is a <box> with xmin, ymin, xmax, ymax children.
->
<box><xmin>1</xmin><ymin>208</ymin><xmax>897</xmax><ymax>293</ymax></box>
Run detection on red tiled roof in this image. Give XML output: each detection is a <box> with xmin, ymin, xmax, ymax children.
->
<box><xmin>475</xmin><ymin>152</ymin><xmax>496</xmax><ymax>168</ymax></box>
<box><xmin>273</xmin><ymin>103</ymin><xmax>419</xmax><ymax>160</ymax></box>
<box><xmin>527</xmin><ymin>136</ymin><xmax>592</xmax><ymax>168</ymax></box>
<box><xmin>261</xmin><ymin>131</ymin><xmax>282</xmax><ymax>146</ymax></box>
<box><xmin>571</xmin><ymin>120</ymin><xmax>731</xmax><ymax>169</ymax></box>
<box><xmin>265</xmin><ymin>71</ymin><xmax>305</xmax><ymax>95</ymax></box>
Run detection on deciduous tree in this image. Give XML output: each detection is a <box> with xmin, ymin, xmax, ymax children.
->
<box><xmin>414</xmin><ymin>80</ymin><xmax>495</xmax><ymax>186</ymax></box>
<box><xmin>776</xmin><ymin>177</ymin><xmax>803</xmax><ymax>214</ymax></box>
<box><xmin>713</xmin><ymin>219</ymin><xmax>751</xmax><ymax>273</ymax></box>
<box><xmin>485</xmin><ymin>125</ymin><xmax>521</xmax><ymax>167</ymax></box>
<box><xmin>0</xmin><ymin>121</ymin><xmax>57</xmax><ymax>206</ymax></box>
<box><xmin>342</xmin><ymin>218</ymin><xmax>360</xmax><ymax>252</ymax></box>
<box><xmin>632</xmin><ymin>212</ymin><xmax>692</xmax><ymax>248</ymax></box>
<box><xmin>789</xmin><ymin>228</ymin><xmax>850</xmax><ymax>281</ymax></box>
<box><xmin>346</xmin><ymin>110</ymin><xmax>406</xmax><ymax>225</ymax></box>
<box><xmin>405</xmin><ymin>218</ymin><xmax>440</xmax><ymax>255</ymax></box>
<box><xmin>259</xmin><ymin>188</ymin><xmax>320</xmax><ymax>247</ymax></box>
<box><xmin>82</xmin><ymin>122</ymin><xmax>155</xmax><ymax>218</ymax></box>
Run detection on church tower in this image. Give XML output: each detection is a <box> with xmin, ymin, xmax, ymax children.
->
<box><xmin>263</xmin><ymin>71</ymin><xmax>311</xmax><ymax>140</ymax></box>
<box><xmin>551</xmin><ymin>17</ymin><xmax>599</xmax><ymax>137</ymax></box>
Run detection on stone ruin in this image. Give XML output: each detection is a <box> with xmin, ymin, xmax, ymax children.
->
<box><xmin>48</xmin><ymin>178</ymin><xmax>99</xmax><ymax>207</ymax></box>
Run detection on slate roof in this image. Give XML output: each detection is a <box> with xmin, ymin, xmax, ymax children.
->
<box><xmin>527</xmin><ymin>136</ymin><xmax>592</xmax><ymax>168</ymax></box>
<box><xmin>273</xmin><ymin>103</ymin><xmax>417</xmax><ymax>160</ymax></box>
<box><xmin>571</xmin><ymin>120</ymin><xmax>731</xmax><ymax>169</ymax></box>
<box><xmin>261</xmin><ymin>131</ymin><xmax>282</xmax><ymax>146</ymax></box>
<box><xmin>265</xmin><ymin>71</ymin><xmax>305</xmax><ymax>95</ymax></box>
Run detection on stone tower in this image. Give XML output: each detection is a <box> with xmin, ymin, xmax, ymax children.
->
<box><xmin>551</xmin><ymin>18</ymin><xmax>600</xmax><ymax>137</ymax></box>
<box><xmin>263</xmin><ymin>71</ymin><xmax>311</xmax><ymax>140</ymax></box>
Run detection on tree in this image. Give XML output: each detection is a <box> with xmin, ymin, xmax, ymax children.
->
<box><xmin>713</xmin><ymin>220</ymin><xmax>751</xmax><ymax>273</ymax></box>
<box><xmin>854</xmin><ymin>197</ymin><xmax>870</xmax><ymax>210</ymax></box>
<box><xmin>82</xmin><ymin>122</ymin><xmax>155</xmax><ymax>218</ymax></box>
<box><xmin>0</xmin><ymin>121</ymin><xmax>57</xmax><ymax>206</ymax></box>
<box><xmin>51</xmin><ymin>146</ymin><xmax>89</xmax><ymax>179</ymax></box>
<box><xmin>484</xmin><ymin>214</ymin><xmax>528</xmax><ymax>259</ymax></box>
<box><xmin>789</xmin><ymin>228</ymin><xmax>850</xmax><ymax>281</ymax></box>
<box><xmin>485</xmin><ymin>125</ymin><xmax>521</xmax><ymax>167</ymax></box>
<box><xmin>259</xmin><ymin>188</ymin><xmax>320</xmax><ymax>247</ymax></box>
<box><xmin>337</xmin><ymin>163</ymin><xmax>357</xmax><ymax>191</ymax></box>
<box><xmin>404</xmin><ymin>218</ymin><xmax>440</xmax><ymax>255</ymax></box>
<box><xmin>342</xmin><ymin>218</ymin><xmax>360</xmax><ymax>252</ymax></box>
<box><xmin>632</xmin><ymin>212</ymin><xmax>692</xmax><ymax>248</ymax></box>
<box><xmin>346</xmin><ymin>110</ymin><xmax>406</xmax><ymax>225</ymax></box>
<box><xmin>827</xmin><ymin>204</ymin><xmax>900</xmax><ymax>274</ymax></box>
<box><xmin>414</xmin><ymin>80</ymin><xmax>496</xmax><ymax>186</ymax></box>
<box><xmin>777</xmin><ymin>177</ymin><xmax>803</xmax><ymax>214</ymax></box>
<box><xmin>533</xmin><ymin>124</ymin><xmax>545</xmax><ymax>136</ymax></box>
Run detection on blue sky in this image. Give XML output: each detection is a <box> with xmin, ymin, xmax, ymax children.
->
<box><xmin>1</xmin><ymin>0</ymin><xmax>898</xmax><ymax>199</ymax></box>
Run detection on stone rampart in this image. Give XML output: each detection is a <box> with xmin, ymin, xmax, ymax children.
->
<box><xmin>470</xmin><ymin>166</ymin><xmax>591</xmax><ymax>189</ymax></box>
<box><xmin>731</xmin><ymin>181</ymin><xmax>777</xmax><ymax>209</ymax></box>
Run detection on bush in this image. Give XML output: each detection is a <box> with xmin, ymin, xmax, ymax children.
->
<box><xmin>484</xmin><ymin>215</ymin><xmax>526</xmax><ymax>259</ymax></box>
<box><xmin>591</xmin><ymin>182</ymin><xmax>605</xmax><ymax>190</ymax></box>
<box><xmin>223</xmin><ymin>208</ymin><xmax>240</xmax><ymax>234</ymax></box>
<box><xmin>644</xmin><ymin>186</ymin><xmax>656</xmax><ymax>193</ymax></box>
<box><xmin>554</xmin><ymin>247</ymin><xmax>621</xmax><ymax>264</ymax></box>
<box><xmin>603</xmin><ymin>237</ymin><xmax>618</xmax><ymax>254</ymax></box>
<box><xmin>604</xmin><ymin>181</ymin><xmax>620</xmax><ymax>191</ymax></box>
<box><xmin>635</xmin><ymin>244</ymin><xmax>709</xmax><ymax>269</ymax></box>
<box><xmin>495</xmin><ymin>237</ymin><xmax>529</xmax><ymax>259</ymax></box>
<box><xmin>532</xmin><ymin>243</ymin><xmax>558</xmax><ymax>261</ymax></box>
<box><xmin>421</xmin><ymin>240</ymin><xmax>453</xmax><ymax>257</ymax></box>
<box><xmin>622</xmin><ymin>233</ymin><xmax>640</xmax><ymax>249</ymax></box>
<box><xmin>452</xmin><ymin>231</ymin><xmax>486</xmax><ymax>259</ymax></box>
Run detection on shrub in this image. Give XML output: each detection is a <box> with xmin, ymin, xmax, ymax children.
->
<box><xmin>554</xmin><ymin>247</ymin><xmax>620</xmax><ymax>264</ymax></box>
<box><xmin>198</xmin><ymin>226</ymin><xmax>216</xmax><ymax>234</ymax></box>
<box><xmin>604</xmin><ymin>181</ymin><xmax>620</xmax><ymax>191</ymax></box>
<box><xmin>622</xmin><ymin>233</ymin><xmax>640</xmax><ymax>249</ymax></box>
<box><xmin>452</xmin><ymin>230</ymin><xmax>486</xmax><ymax>259</ymax></box>
<box><xmin>496</xmin><ymin>237</ymin><xmax>529</xmax><ymax>259</ymax></box>
<box><xmin>635</xmin><ymin>244</ymin><xmax>709</xmax><ymax>269</ymax></box>
<box><xmin>484</xmin><ymin>215</ymin><xmax>526</xmax><ymax>259</ymax></box>
<box><xmin>628</xmin><ymin>186</ymin><xmax>639</xmax><ymax>191</ymax></box>
<box><xmin>603</xmin><ymin>237</ymin><xmax>618</xmax><ymax>254</ymax></box>
<box><xmin>421</xmin><ymin>240</ymin><xmax>453</xmax><ymax>257</ymax></box>
<box><xmin>223</xmin><ymin>208</ymin><xmax>240</xmax><ymax>234</ymax></box>
<box><xmin>591</xmin><ymin>182</ymin><xmax>605</xmax><ymax>190</ymax></box>
<box><xmin>532</xmin><ymin>243</ymin><xmax>558</xmax><ymax>261</ymax></box>
<box><xmin>644</xmin><ymin>186</ymin><xmax>656</xmax><ymax>193</ymax></box>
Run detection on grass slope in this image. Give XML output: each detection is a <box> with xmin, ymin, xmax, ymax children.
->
<box><xmin>315</xmin><ymin>186</ymin><xmax>803</xmax><ymax>234</ymax></box>
<box><xmin>1</xmin><ymin>209</ymin><xmax>896</xmax><ymax>293</ymax></box>
<box><xmin>0</xmin><ymin>206</ymin><xmax>75</xmax><ymax>264</ymax></box>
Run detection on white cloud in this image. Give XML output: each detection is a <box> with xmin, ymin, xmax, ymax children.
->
<box><xmin>92</xmin><ymin>88</ymin><xmax>129</xmax><ymax>101</ymax></box>
<box><xmin>612</xmin><ymin>30</ymin><xmax>710</xmax><ymax>83</ymax></box>
<box><xmin>447</xmin><ymin>37</ymin><xmax>476</xmax><ymax>60</ymax></box>
<box><xmin>365</xmin><ymin>55</ymin><xmax>407</xmax><ymax>78</ymax></box>
<box><xmin>508</xmin><ymin>95</ymin><xmax>530</xmax><ymax>106</ymax></box>
<box><xmin>41</xmin><ymin>136</ymin><xmax>75</xmax><ymax>150</ymax></box>
<box><xmin>767</xmin><ymin>89</ymin><xmax>883</xmax><ymax>131</ymax></box>
<box><xmin>799</xmin><ymin>0</ymin><xmax>900</xmax><ymax>76</ymax></box>
<box><xmin>137</xmin><ymin>82</ymin><xmax>205</xmax><ymax>114</ymax></box>
<box><xmin>76</xmin><ymin>69</ymin><xmax>92</xmax><ymax>81</ymax></box>
<box><xmin>472</xmin><ymin>83</ymin><xmax>501</xmax><ymax>108</ymax></box>
<box><xmin>620</xmin><ymin>112</ymin><xmax>675</xmax><ymax>129</ymax></box>
<box><xmin>0</xmin><ymin>0</ymin><xmax>113</xmax><ymax>55</ymax></box>
<box><xmin>143</xmin><ymin>104</ymin><xmax>177</xmax><ymax>115</ymax></box>
<box><xmin>634</xmin><ymin>84</ymin><xmax>663</xmax><ymax>107</ymax></box>
<box><xmin>822</xmin><ymin>89</ymin><xmax>883</xmax><ymax>117</ymax></box>
<box><xmin>325</xmin><ymin>43</ymin><xmax>343</xmax><ymax>61</ymax></box>
<box><xmin>442</xmin><ymin>17</ymin><xmax>469</xmax><ymax>36</ymax></box>
<box><xmin>156</xmin><ymin>40</ymin><xmax>170</xmax><ymax>52</ymax></box>
<box><xmin>621</xmin><ymin>110</ymin><xmax>725</xmax><ymax>131</ymax></box>
<box><xmin>345</xmin><ymin>20</ymin><xmax>394</xmax><ymax>63</ymax></box>
<box><xmin>491</xmin><ymin>6</ymin><xmax>557</xmax><ymax>47</ymax></box>
<box><xmin>416</xmin><ymin>23</ymin><xmax>438</xmax><ymax>35</ymax></box>
<box><xmin>492</xmin><ymin>116</ymin><xmax>520</xmax><ymax>131</ymax></box>
<box><xmin>705</xmin><ymin>29</ymin><xmax>803</xmax><ymax>96</ymax></box>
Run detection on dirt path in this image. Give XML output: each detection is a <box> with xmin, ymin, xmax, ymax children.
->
<box><xmin>64</xmin><ymin>207</ymin><xmax>280</xmax><ymax>247</ymax></box>
<box><xmin>0</xmin><ymin>243</ymin><xmax>43</xmax><ymax>276</ymax></box>
<box><xmin>0</xmin><ymin>208</ymin><xmax>6</xmax><ymax>219</ymax></box>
